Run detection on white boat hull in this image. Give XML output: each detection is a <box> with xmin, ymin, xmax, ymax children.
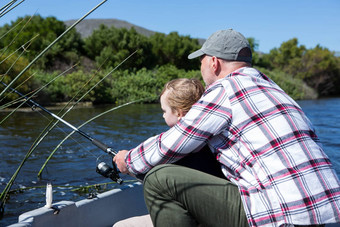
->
<box><xmin>8</xmin><ymin>182</ymin><xmax>147</xmax><ymax>227</ymax></box>
<box><xmin>8</xmin><ymin>181</ymin><xmax>340</xmax><ymax>227</ymax></box>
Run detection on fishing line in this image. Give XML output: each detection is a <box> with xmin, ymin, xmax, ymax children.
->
<box><xmin>0</xmin><ymin>0</ymin><xmax>25</xmax><ymax>18</ymax></box>
<box><xmin>0</xmin><ymin>81</ymin><xmax>123</xmax><ymax>220</ymax></box>
<box><xmin>1</xmin><ymin>81</ymin><xmax>114</xmax><ymax>150</ymax></box>
<box><xmin>0</xmin><ymin>0</ymin><xmax>116</xmax><ymax>219</ymax></box>
<box><xmin>1</xmin><ymin>81</ymin><xmax>120</xmax><ymax>178</ymax></box>
<box><xmin>27</xmin><ymin>106</ymin><xmax>99</xmax><ymax>160</ymax></box>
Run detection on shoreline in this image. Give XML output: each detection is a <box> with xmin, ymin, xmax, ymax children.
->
<box><xmin>0</xmin><ymin>101</ymin><xmax>94</xmax><ymax>112</ymax></box>
<box><xmin>2</xmin><ymin>96</ymin><xmax>339</xmax><ymax>113</ymax></box>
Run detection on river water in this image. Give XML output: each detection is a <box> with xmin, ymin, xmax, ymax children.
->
<box><xmin>0</xmin><ymin>98</ymin><xmax>340</xmax><ymax>226</ymax></box>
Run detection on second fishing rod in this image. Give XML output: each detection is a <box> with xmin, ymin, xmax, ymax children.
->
<box><xmin>1</xmin><ymin>81</ymin><xmax>123</xmax><ymax>184</ymax></box>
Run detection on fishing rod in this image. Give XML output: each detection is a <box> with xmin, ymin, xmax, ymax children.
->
<box><xmin>0</xmin><ymin>81</ymin><xmax>123</xmax><ymax>184</ymax></box>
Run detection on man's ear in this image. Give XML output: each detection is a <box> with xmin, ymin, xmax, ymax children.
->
<box><xmin>211</xmin><ymin>56</ymin><xmax>222</xmax><ymax>76</ymax></box>
<box><xmin>211</xmin><ymin>56</ymin><xmax>220</xmax><ymax>72</ymax></box>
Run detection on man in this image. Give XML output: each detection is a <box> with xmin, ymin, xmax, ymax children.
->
<box><xmin>114</xmin><ymin>29</ymin><xmax>340</xmax><ymax>227</ymax></box>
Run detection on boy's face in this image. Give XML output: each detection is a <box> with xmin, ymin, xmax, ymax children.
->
<box><xmin>160</xmin><ymin>90</ymin><xmax>181</xmax><ymax>127</ymax></box>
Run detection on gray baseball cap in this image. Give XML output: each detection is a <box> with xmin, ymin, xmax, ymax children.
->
<box><xmin>188</xmin><ymin>29</ymin><xmax>252</xmax><ymax>63</ymax></box>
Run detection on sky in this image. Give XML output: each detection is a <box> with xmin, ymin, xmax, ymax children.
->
<box><xmin>1</xmin><ymin>0</ymin><xmax>339</xmax><ymax>53</ymax></box>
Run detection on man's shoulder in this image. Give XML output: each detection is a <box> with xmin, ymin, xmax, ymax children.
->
<box><xmin>221</xmin><ymin>67</ymin><xmax>261</xmax><ymax>83</ymax></box>
<box><xmin>234</xmin><ymin>66</ymin><xmax>259</xmax><ymax>75</ymax></box>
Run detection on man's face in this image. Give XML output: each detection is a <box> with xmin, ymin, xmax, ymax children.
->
<box><xmin>200</xmin><ymin>55</ymin><xmax>214</xmax><ymax>86</ymax></box>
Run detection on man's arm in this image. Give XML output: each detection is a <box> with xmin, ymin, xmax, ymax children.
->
<box><xmin>117</xmin><ymin>84</ymin><xmax>231</xmax><ymax>175</ymax></box>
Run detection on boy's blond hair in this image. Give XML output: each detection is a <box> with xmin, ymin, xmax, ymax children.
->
<box><xmin>160</xmin><ymin>78</ymin><xmax>205</xmax><ymax>115</ymax></box>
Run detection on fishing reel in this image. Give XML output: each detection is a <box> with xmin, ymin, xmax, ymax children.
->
<box><xmin>96</xmin><ymin>161</ymin><xmax>123</xmax><ymax>184</ymax></box>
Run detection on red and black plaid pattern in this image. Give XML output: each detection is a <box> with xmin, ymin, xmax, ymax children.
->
<box><xmin>126</xmin><ymin>67</ymin><xmax>340</xmax><ymax>226</ymax></box>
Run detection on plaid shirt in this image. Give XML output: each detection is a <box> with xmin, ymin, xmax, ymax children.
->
<box><xmin>126</xmin><ymin>67</ymin><xmax>340</xmax><ymax>226</ymax></box>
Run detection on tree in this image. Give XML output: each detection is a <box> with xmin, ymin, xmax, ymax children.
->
<box><xmin>149</xmin><ymin>32</ymin><xmax>201</xmax><ymax>70</ymax></box>
<box><xmin>298</xmin><ymin>45</ymin><xmax>340</xmax><ymax>96</ymax></box>
<box><xmin>266</xmin><ymin>38</ymin><xmax>307</xmax><ymax>74</ymax></box>
<box><xmin>265</xmin><ymin>38</ymin><xmax>340</xmax><ymax>96</ymax></box>
<box><xmin>247</xmin><ymin>37</ymin><xmax>268</xmax><ymax>68</ymax></box>
<box><xmin>84</xmin><ymin>25</ymin><xmax>155</xmax><ymax>70</ymax></box>
<box><xmin>0</xmin><ymin>15</ymin><xmax>84</xmax><ymax>71</ymax></box>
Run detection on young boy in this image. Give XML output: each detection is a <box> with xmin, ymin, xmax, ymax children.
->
<box><xmin>159</xmin><ymin>78</ymin><xmax>225</xmax><ymax>177</ymax></box>
<box><xmin>160</xmin><ymin>78</ymin><xmax>204</xmax><ymax>127</ymax></box>
<box><xmin>114</xmin><ymin>78</ymin><xmax>224</xmax><ymax>227</ymax></box>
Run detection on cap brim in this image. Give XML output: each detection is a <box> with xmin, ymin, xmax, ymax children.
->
<box><xmin>188</xmin><ymin>49</ymin><xmax>205</xmax><ymax>59</ymax></box>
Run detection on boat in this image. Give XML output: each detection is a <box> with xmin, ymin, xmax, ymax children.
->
<box><xmin>7</xmin><ymin>179</ymin><xmax>340</xmax><ymax>227</ymax></box>
<box><xmin>8</xmin><ymin>181</ymin><xmax>148</xmax><ymax>227</ymax></box>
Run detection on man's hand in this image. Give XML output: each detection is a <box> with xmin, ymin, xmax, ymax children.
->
<box><xmin>113</xmin><ymin>150</ymin><xmax>129</xmax><ymax>174</ymax></box>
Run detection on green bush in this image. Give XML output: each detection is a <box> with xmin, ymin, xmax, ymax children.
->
<box><xmin>28</xmin><ymin>65</ymin><xmax>316</xmax><ymax>106</ymax></box>
<box><xmin>28</xmin><ymin>65</ymin><xmax>202</xmax><ymax>105</ymax></box>
<box><xmin>96</xmin><ymin>65</ymin><xmax>202</xmax><ymax>104</ymax></box>
<box><xmin>0</xmin><ymin>53</ymin><xmax>33</xmax><ymax>105</ymax></box>
<box><xmin>257</xmin><ymin>67</ymin><xmax>317</xmax><ymax>100</ymax></box>
<box><xmin>32</xmin><ymin>70</ymin><xmax>99</xmax><ymax>103</ymax></box>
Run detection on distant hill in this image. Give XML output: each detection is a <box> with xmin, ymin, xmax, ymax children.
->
<box><xmin>64</xmin><ymin>18</ymin><xmax>156</xmax><ymax>38</ymax></box>
<box><xmin>64</xmin><ymin>18</ymin><xmax>205</xmax><ymax>45</ymax></box>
